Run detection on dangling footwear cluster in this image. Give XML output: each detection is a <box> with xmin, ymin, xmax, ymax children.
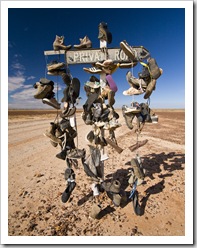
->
<box><xmin>33</xmin><ymin>22</ymin><xmax>163</xmax><ymax>218</ymax></box>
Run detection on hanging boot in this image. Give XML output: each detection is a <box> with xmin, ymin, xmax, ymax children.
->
<box><xmin>43</xmin><ymin>122</ymin><xmax>62</xmax><ymax>144</ymax></box>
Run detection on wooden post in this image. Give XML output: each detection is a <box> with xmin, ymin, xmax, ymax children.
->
<box><xmin>99</xmin><ymin>39</ymin><xmax>107</xmax><ymax>182</ymax></box>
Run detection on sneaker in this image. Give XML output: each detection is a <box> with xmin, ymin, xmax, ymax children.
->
<box><xmin>74</xmin><ymin>35</ymin><xmax>92</xmax><ymax>49</ymax></box>
<box><xmin>120</xmin><ymin>40</ymin><xmax>136</xmax><ymax>60</ymax></box>
<box><xmin>83</xmin><ymin>67</ymin><xmax>102</xmax><ymax>74</ymax></box>
<box><xmin>42</xmin><ymin>98</ymin><xmax>61</xmax><ymax>109</ymax></box>
<box><xmin>47</xmin><ymin>61</ymin><xmax>65</xmax><ymax>71</ymax></box>
<box><xmin>53</xmin><ymin>35</ymin><xmax>72</xmax><ymax>51</ymax></box>
<box><xmin>144</xmin><ymin>79</ymin><xmax>157</xmax><ymax>99</ymax></box>
<box><xmin>66</xmin><ymin>148</ymin><xmax>86</xmax><ymax>160</ymax></box>
<box><xmin>98</xmin><ymin>22</ymin><xmax>112</xmax><ymax>44</ymax></box>
<box><xmin>123</xmin><ymin>103</ymin><xmax>141</xmax><ymax>114</ymax></box>
<box><xmin>34</xmin><ymin>83</ymin><xmax>53</xmax><ymax>99</ymax></box>
<box><xmin>123</xmin><ymin>87</ymin><xmax>143</xmax><ymax>96</ymax></box>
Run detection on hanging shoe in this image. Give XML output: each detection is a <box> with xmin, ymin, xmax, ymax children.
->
<box><xmin>89</xmin><ymin>75</ymin><xmax>100</xmax><ymax>83</ymax></box>
<box><xmin>74</xmin><ymin>35</ymin><xmax>92</xmax><ymax>49</ymax></box>
<box><xmin>144</xmin><ymin>79</ymin><xmax>157</xmax><ymax>99</ymax></box>
<box><xmin>123</xmin><ymin>102</ymin><xmax>141</xmax><ymax>114</ymax></box>
<box><xmin>83</xmin><ymin>67</ymin><xmax>102</xmax><ymax>74</ymax></box>
<box><xmin>62</xmin><ymin>72</ymin><xmax>71</xmax><ymax>86</ymax></box>
<box><xmin>60</xmin><ymin>106</ymin><xmax>76</xmax><ymax>118</ymax></box>
<box><xmin>43</xmin><ymin>122</ymin><xmax>62</xmax><ymax>144</ymax></box>
<box><xmin>42</xmin><ymin>97</ymin><xmax>61</xmax><ymax>109</ymax></box>
<box><xmin>126</xmin><ymin>71</ymin><xmax>148</xmax><ymax>89</ymax></box>
<box><xmin>33</xmin><ymin>83</ymin><xmax>53</xmax><ymax>99</ymax></box>
<box><xmin>47</xmin><ymin>61</ymin><xmax>65</xmax><ymax>71</ymax></box>
<box><xmin>109</xmin><ymin>118</ymin><xmax>121</xmax><ymax>129</ymax></box>
<box><xmin>56</xmin><ymin>149</ymin><xmax>67</xmax><ymax>160</ymax></box>
<box><xmin>53</xmin><ymin>35</ymin><xmax>72</xmax><ymax>51</ymax></box>
<box><xmin>95</xmin><ymin>59</ymin><xmax>113</xmax><ymax>68</ymax></box>
<box><xmin>130</xmin><ymin>158</ymin><xmax>145</xmax><ymax>184</ymax></box>
<box><xmin>122</xmin><ymin>105</ymin><xmax>136</xmax><ymax>130</ymax></box>
<box><xmin>39</xmin><ymin>78</ymin><xmax>54</xmax><ymax>86</ymax></box>
<box><xmin>85</xmin><ymin>81</ymin><xmax>101</xmax><ymax>89</ymax></box>
<box><xmin>123</xmin><ymin>86</ymin><xmax>143</xmax><ymax>96</ymax></box>
<box><xmin>50</xmin><ymin>140</ymin><xmax>58</xmax><ymax>147</ymax></box>
<box><xmin>119</xmin><ymin>62</ymin><xmax>138</xmax><ymax>69</ymax></box>
<box><xmin>120</xmin><ymin>40</ymin><xmax>137</xmax><ymax>61</ymax></box>
<box><xmin>66</xmin><ymin>148</ymin><xmax>86</xmax><ymax>160</ymax></box>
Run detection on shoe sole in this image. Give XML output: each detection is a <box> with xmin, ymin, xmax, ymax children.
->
<box><xmin>120</xmin><ymin>42</ymin><xmax>136</xmax><ymax>60</ymax></box>
<box><xmin>42</xmin><ymin>98</ymin><xmax>61</xmax><ymax>109</ymax></box>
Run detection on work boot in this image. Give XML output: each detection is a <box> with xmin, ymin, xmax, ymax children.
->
<box><xmin>74</xmin><ymin>35</ymin><xmax>92</xmax><ymax>49</ymax></box>
<box><xmin>43</xmin><ymin>122</ymin><xmax>62</xmax><ymax>144</ymax></box>
<box><xmin>53</xmin><ymin>35</ymin><xmax>72</xmax><ymax>51</ymax></box>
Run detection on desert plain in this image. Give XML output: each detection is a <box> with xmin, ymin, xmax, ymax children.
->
<box><xmin>7</xmin><ymin>108</ymin><xmax>185</xmax><ymax>239</ymax></box>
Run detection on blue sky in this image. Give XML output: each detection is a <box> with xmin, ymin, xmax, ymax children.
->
<box><xmin>6</xmin><ymin>3</ymin><xmax>190</xmax><ymax>109</ymax></box>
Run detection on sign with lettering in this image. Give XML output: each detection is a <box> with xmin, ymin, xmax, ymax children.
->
<box><xmin>44</xmin><ymin>46</ymin><xmax>149</xmax><ymax>64</ymax></box>
<box><xmin>65</xmin><ymin>48</ymin><xmax>130</xmax><ymax>64</ymax></box>
<box><xmin>44</xmin><ymin>48</ymin><xmax>129</xmax><ymax>64</ymax></box>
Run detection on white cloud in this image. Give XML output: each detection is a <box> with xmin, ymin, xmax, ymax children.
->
<box><xmin>27</xmin><ymin>76</ymin><xmax>36</xmax><ymax>80</ymax></box>
<box><xmin>8</xmin><ymin>75</ymin><xmax>26</xmax><ymax>92</ymax></box>
<box><xmin>11</xmin><ymin>62</ymin><xmax>25</xmax><ymax>71</ymax></box>
<box><xmin>10</xmin><ymin>87</ymin><xmax>36</xmax><ymax>100</ymax></box>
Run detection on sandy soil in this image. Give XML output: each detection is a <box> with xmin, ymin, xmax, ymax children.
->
<box><xmin>8</xmin><ymin>109</ymin><xmax>185</xmax><ymax>237</ymax></box>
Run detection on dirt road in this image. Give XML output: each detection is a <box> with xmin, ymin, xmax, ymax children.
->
<box><xmin>7</xmin><ymin>109</ymin><xmax>185</xmax><ymax>238</ymax></box>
